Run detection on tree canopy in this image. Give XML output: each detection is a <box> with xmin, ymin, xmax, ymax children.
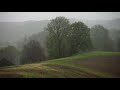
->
<box><xmin>90</xmin><ymin>25</ymin><xmax>114</xmax><ymax>51</ymax></box>
<box><xmin>21</xmin><ymin>40</ymin><xmax>46</xmax><ymax>64</ymax></box>
<box><xmin>45</xmin><ymin>17</ymin><xmax>92</xmax><ymax>59</ymax></box>
<box><xmin>45</xmin><ymin>17</ymin><xmax>70</xmax><ymax>59</ymax></box>
<box><xmin>68</xmin><ymin>22</ymin><xmax>92</xmax><ymax>55</ymax></box>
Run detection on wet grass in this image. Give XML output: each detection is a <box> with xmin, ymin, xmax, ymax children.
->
<box><xmin>0</xmin><ymin>51</ymin><xmax>120</xmax><ymax>78</ymax></box>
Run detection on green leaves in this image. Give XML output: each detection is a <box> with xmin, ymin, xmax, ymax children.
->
<box><xmin>21</xmin><ymin>40</ymin><xmax>46</xmax><ymax>64</ymax></box>
<box><xmin>45</xmin><ymin>17</ymin><xmax>70</xmax><ymax>59</ymax></box>
<box><xmin>68</xmin><ymin>22</ymin><xmax>92</xmax><ymax>54</ymax></box>
<box><xmin>90</xmin><ymin>25</ymin><xmax>113</xmax><ymax>51</ymax></box>
<box><xmin>45</xmin><ymin>17</ymin><xmax>92</xmax><ymax>59</ymax></box>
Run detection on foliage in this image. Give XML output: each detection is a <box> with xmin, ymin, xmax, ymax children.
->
<box><xmin>68</xmin><ymin>22</ymin><xmax>92</xmax><ymax>55</ymax></box>
<box><xmin>109</xmin><ymin>29</ymin><xmax>120</xmax><ymax>51</ymax></box>
<box><xmin>20</xmin><ymin>40</ymin><xmax>46</xmax><ymax>64</ymax></box>
<box><xmin>0</xmin><ymin>45</ymin><xmax>19</xmax><ymax>65</ymax></box>
<box><xmin>45</xmin><ymin>17</ymin><xmax>70</xmax><ymax>59</ymax></box>
<box><xmin>90</xmin><ymin>25</ymin><xmax>114</xmax><ymax>51</ymax></box>
<box><xmin>0</xmin><ymin>58</ymin><xmax>14</xmax><ymax>67</ymax></box>
<box><xmin>46</xmin><ymin>17</ymin><xmax>93</xmax><ymax>59</ymax></box>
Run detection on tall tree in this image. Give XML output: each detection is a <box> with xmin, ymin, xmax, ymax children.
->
<box><xmin>45</xmin><ymin>17</ymin><xmax>70</xmax><ymax>59</ymax></box>
<box><xmin>0</xmin><ymin>45</ymin><xmax>19</xmax><ymax>65</ymax></box>
<box><xmin>117</xmin><ymin>38</ymin><xmax>120</xmax><ymax>51</ymax></box>
<box><xmin>21</xmin><ymin>40</ymin><xmax>46</xmax><ymax>64</ymax></box>
<box><xmin>110</xmin><ymin>29</ymin><xmax>120</xmax><ymax>51</ymax></box>
<box><xmin>68</xmin><ymin>22</ymin><xmax>92</xmax><ymax>55</ymax></box>
<box><xmin>90</xmin><ymin>25</ymin><xmax>113</xmax><ymax>51</ymax></box>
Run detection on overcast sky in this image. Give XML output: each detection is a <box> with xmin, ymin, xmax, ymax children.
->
<box><xmin>0</xmin><ymin>12</ymin><xmax>120</xmax><ymax>22</ymax></box>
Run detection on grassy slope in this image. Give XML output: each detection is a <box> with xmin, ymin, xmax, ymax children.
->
<box><xmin>0</xmin><ymin>51</ymin><xmax>120</xmax><ymax>78</ymax></box>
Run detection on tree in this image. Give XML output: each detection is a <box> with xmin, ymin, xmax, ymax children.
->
<box><xmin>68</xmin><ymin>22</ymin><xmax>92</xmax><ymax>55</ymax></box>
<box><xmin>0</xmin><ymin>45</ymin><xmax>19</xmax><ymax>65</ymax></box>
<box><xmin>117</xmin><ymin>38</ymin><xmax>120</xmax><ymax>51</ymax></box>
<box><xmin>109</xmin><ymin>29</ymin><xmax>120</xmax><ymax>51</ymax></box>
<box><xmin>45</xmin><ymin>16</ymin><xmax>70</xmax><ymax>59</ymax></box>
<box><xmin>21</xmin><ymin>40</ymin><xmax>46</xmax><ymax>64</ymax></box>
<box><xmin>90</xmin><ymin>25</ymin><xmax>113</xmax><ymax>51</ymax></box>
<box><xmin>0</xmin><ymin>58</ymin><xmax>14</xmax><ymax>67</ymax></box>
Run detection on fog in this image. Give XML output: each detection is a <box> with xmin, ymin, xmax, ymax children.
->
<box><xmin>0</xmin><ymin>12</ymin><xmax>120</xmax><ymax>43</ymax></box>
<box><xmin>0</xmin><ymin>12</ymin><xmax>120</xmax><ymax>22</ymax></box>
<box><xmin>0</xmin><ymin>12</ymin><xmax>120</xmax><ymax>70</ymax></box>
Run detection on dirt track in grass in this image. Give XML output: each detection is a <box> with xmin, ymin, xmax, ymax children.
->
<box><xmin>0</xmin><ymin>55</ymin><xmax>120</xmax><ymax>78</ymax></box>
<box><xmin>72</xmin><ymin>56</ymin><xmax>120</xmax><ymax>77</ymax></box>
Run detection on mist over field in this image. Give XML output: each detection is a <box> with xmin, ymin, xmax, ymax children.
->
<box><xmin>0</xmin><ymin>18</ymin><xmax>120</xmax><ymax>42</ymax></box>
<box><xmin>0</xmin><ymin>12</ymin><xmax>120</xmax><ymax>78</ymax></box>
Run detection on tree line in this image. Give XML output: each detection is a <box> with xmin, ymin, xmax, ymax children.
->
<box><xmin>46</xmin><ymin>17</ymin><xmax>92</xmax><ymax>59</ymax></box>
<box><xmin>45</xmin><ymin>17</ymin><xmax>119</xmax><ymax>59</ymax></box>
<box><xmin>0</xmin><ymin>16</ymin><xmax>120</xmax><ymax>66</ymax></box>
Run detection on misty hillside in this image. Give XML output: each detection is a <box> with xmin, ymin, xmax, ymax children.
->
<box><xmin>16</xmin><ymin>31</ymin><xmax>48</xmax><ymax>50</ymax></box>
<box><xmin>0</xmin><ymin>18</ymin><xmax>120</xmax><ymax>43</ymax></box>
<box><xmin>82</xmin><ymin>19</ymin><xmax>120</xmax><ymax>30</ymax></box>
<box><xmin>0</xmin><ymin>20</ymin><xmax>49</xmax><ymax>43</ymax></box>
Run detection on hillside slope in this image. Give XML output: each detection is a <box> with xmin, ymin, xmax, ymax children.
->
<box><xmin>0</xmin><ymin>52</ymin><xmax>120</xmax><ymax>78</ymax></box>
<box><xmin>0</xmin><ymin>19</ymin><xmax>120</xmax><ymax>43</ymax></box>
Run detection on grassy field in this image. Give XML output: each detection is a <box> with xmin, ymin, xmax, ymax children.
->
<box><xmin>0</xmin><ymin>51</ymin><xmax>120</xmax><ymax>78</ymax></box>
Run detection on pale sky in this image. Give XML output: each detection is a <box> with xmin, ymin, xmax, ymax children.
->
<box><xmin>0</xmin><ymin>12</ymin><xmax>120</xmax><ymax>22</ymax></box>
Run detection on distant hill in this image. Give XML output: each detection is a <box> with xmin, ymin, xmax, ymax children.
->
<box><xmin>0</xmin><ymin>18</ymin><xmax>120</xmax><ymax>43</ymax></box>
<box><xmin>0</xmin><ymin>20</ymin><xmax>49</xmax><ymax>43</ymax></box>
<box><xmin>69</xmin><ymin>18</ymin><xmax>120</xmax><ymax>29</ymax></box>
<box><xmin>82</xmin><ymin>19</ymin><xmax>120</xmax><ymax>29</ymax></box>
